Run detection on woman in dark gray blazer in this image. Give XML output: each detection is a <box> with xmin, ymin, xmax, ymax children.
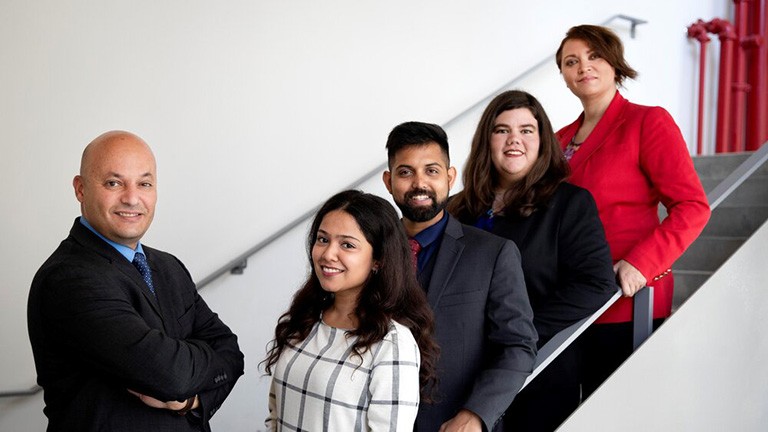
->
<box><xmin>448</xmin><ymin>90</ymin><xmax>616</xmax><ymax>432</ymax></box>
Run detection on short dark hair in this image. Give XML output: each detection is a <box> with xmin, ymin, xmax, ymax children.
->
<box><xmin>385</xmin><ymin>121</ymin><xmax>450</xmax><ymax>168</ymax></box>
<box><xmin>448</xmin><ymin>90</ymin><xmax>569</xmax><ymax>220</ymax></box>
<box><xmin>555</xmin><ymin>24</ymin><xmax>638</xmax><ymax>86</ymax></box>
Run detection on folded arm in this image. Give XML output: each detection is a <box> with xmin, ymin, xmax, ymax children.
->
<box><xmin>43</xmin><ymin>260</ymin><xmax>244</xmax><ymax>420</ymax></box>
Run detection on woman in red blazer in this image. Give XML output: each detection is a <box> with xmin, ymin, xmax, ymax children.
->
<box><xmin>554</xmin><ymin>24</ymin><xmax>710</xmax><ymax>397</ymax></box>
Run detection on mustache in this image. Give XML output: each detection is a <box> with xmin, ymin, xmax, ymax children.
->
<box><xmin>404</xmin><ymin>188</ymin><xmax>436</xmax><ymax>201</ymax></box>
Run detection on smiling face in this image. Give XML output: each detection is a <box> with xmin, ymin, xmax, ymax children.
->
<box><xmin>490</xmin><ymin>108</ymin><xmax>540</xmax><ymax>188</ymax></box>
<box><xmin>311</xmin><ymin>210</ymin><xmax>376</xmax><ymax>301</ymax></box>
<box><xmin>383</xmin><ymin>142</ymin><xmax>456</xmax><ymax>229</ymax></box>
<box><xmin>559</xmin><ymin>38</ymin><xmax>617</xmax><ymax>101</ymax></box>
<box><xmin>73</xmin><ymin>132</ymin><xmax>157</xmax><ymax>249</ymax></box>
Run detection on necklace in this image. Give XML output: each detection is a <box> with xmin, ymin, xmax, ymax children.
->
<box><xmin>563</xmin><ymin>137</ymin><xmax>582</xmax><ymax>161</ymax></box>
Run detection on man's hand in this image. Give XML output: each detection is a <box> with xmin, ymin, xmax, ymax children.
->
<box><xmin>439</xmin><ymin>409</ymin><xmax>483</xmax><ymax>432</ymax></box>
<box><xmin>128</xmin><ymin>389</ymin><xmax>198</xmax><ymax>411</ymax></box>
<box><xmin>614</xmin><ymin>260</ymin><xmax>647</xmax><ymax>297</ymax></box>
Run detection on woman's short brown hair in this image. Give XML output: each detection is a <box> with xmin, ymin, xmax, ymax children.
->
<box><xmin>555</xmin><ymin>24</ymin><xmax>638</xmax><ymax>86</ymax></box>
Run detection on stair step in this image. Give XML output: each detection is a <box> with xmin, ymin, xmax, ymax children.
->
<box><xmin>701</xmin><ymin>205</ymin><xmax>768</xmax><ymax>237</ymax></box>
<box><xmin>693</xmin><ymin>152</ymin><xmax>768</xmax><ymax>180</ymax></box>
<box><xmin>671</xmin><ymin>150</ymin><xmax>768</xmax><ymax>310</ymax></box>
<box><xmin>675</xmin><ymin>236</ymin><xmax>746</xmax><ymax>272</ymax></box>
<box><xmin>671</xmin><ymin>269</ymin><xmax>713</xmax><ymax>309</ymax></box>
<box><xmin>701</xmin><ymin>173</ymin><xmax>768</xmax><ymax>193</ymax></box>
<box><xmin>717</xmin><ymin>178</ymin><xmax>768</xmax><ymax>207</ymax></box>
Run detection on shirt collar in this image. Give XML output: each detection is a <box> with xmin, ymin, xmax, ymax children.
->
<box><xmin>412</xmin><ymin>211</ymin><xmax>449</xmax><ymax>247</ymax></box>
<box><xmin>79</xmin><ymin>217</ymin><xmax>145</xmax><ymax>262</ymax></box>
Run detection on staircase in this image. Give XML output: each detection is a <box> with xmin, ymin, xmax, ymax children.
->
<box><xmin>671</xmin><ymin>152</ymin><xmax>768</xmax><ymax>310</ymax></box>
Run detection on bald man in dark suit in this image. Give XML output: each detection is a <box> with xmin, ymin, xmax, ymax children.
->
<box><xmin>28</xmin><ymin>130</ymin><xmax>244</xmax><ymax>431</ymax></box>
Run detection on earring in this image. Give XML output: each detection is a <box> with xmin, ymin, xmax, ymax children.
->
<box><xmin>372</xmin><ymin>267</ymin><xmax>379</xmax><ymax>274</ymax></box>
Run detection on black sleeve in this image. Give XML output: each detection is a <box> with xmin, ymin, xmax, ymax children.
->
<box><xmin>532</xmin><ymin>187</ymin><xmax>617</xmax><ymax>344</ymax></box>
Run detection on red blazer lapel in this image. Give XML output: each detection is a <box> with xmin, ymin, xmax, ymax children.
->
<box><xmin>564</xmin><ymin>92</ymin><xmax>630</xmax><ymax>176</ymax></box>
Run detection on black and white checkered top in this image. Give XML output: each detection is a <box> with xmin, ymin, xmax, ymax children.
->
<box><xmin>266</xmin><ymin>319</ymin><xmax>421</xmax><ymax>431</ymax></box>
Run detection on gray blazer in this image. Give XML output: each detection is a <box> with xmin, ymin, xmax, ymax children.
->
<box><xmin>415</xmin><ymin>215</ymin><xmax>537</xmax><ymax>432</ymax></box>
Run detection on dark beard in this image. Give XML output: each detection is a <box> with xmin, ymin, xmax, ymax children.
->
<box><xmin>395</xmin><ymin>189</ymin><xmax>448</xmax><ymax>223</ymax></box>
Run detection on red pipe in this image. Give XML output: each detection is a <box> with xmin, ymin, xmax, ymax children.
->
<box><xmin>732</xmin><ymin>0</ymin><xmax>751</xmax><ymax>152</ymax></box>
<box><xmin>687</xmin><ymin>20</ymin><xmax>712</xmax><ymax>155</ymax></box>
<box><xmin>706</xmin><ymin>19</ymin><xmax>738</xmax><ymax>153</ymax></box>
<box><xmin>746</xmin><ymin>0</ymin><xmax>767</xmax><ymax>150</ymax></box>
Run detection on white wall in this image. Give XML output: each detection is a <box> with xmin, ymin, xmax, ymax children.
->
<box><xmin>0</xmin><ymin>0</ymin><xmax>729</xmax><ymax>430</ymax></box>
<box><xmin>559</xmin><ymin>219</ymin><xmax>768</xmax><ymax>432</ymax></box>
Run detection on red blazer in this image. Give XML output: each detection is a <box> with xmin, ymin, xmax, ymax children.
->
<box><xmin>556</xmin><ymin>91</ymin><xmax>710</xmax><ymax>323</ymax></box>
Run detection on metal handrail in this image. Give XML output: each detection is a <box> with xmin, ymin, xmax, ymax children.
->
<box><xmin>520</xmin><ymin>285</ymin><xmax>654</xmax><ymax>390</ymax></box>
<box><xmin>0</xmin><ymin>385</ymin><xmax>41</xmax><ymax>398</ymax></box>
<box><xmin>632</xmin><ymin>286</ymin><xmax>654</xmax><ymax>350</ymax></box>
<box><xmin>706</xmin><ymin>141</ymin><xmax>768</xmax><ymax>210</ymax></box>
<box><xmin>520</xmin><ymin>289</ymin><xmax>621</xmax><ymax>390</ymax></box>
<box><xmin>194</xmin><ymin>13</ymin><xmax>648</xmax><ymax>291</ymax></box>
<box><xmin>194</xmin><ymin>162</ymin><xmax>385</xmax><ymax>289</ymax></box>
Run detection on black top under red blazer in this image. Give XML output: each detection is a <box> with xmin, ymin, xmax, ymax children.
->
<box><xmin>28</xmin><ymin>219</ymin><xmax>245</xmax><ymax>431</ymax></box>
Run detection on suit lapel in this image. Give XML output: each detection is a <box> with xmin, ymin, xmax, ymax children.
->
<box><xmin>426</xmin><ymin>216</ymin><xmax>464</xmax><ymax>308</ymax></box>
<box><xmin>116</xmin><ymin>257</ymin><xmax>163</xmax><ymax>313</ymax></box>
<box><xmin>140</xmin><ymin>248</ymin><xmax>170</xmax><ymax>328</ymax></box>
<box><xmin>70</xmin><ymin>220</ymin><xmax>164</xmax><ymax>317</ymax></box>
<box><xmin>568</xmin><ymin>91</ymin><xmax>629</xmax><ymax>175</ymax></box>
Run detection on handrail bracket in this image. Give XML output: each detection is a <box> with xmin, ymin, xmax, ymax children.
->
<box><xmin>230</xmin><ymin>259</ymin><xmax>248</xmax><ymax>275</ymax></box>
<box><xmin>615</xmin><ymin>14</ymin><xmax>649</xmax><ymax>38</ymax></box>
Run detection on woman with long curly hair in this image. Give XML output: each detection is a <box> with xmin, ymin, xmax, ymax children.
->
<box><xmin>263</xmin><ymin>189</ymin><xmax>438</xmax><ymax>431</ymax></box>
<box><xmin>448</xmin><ymin>90</ymin><xmax>616</xmax><ymax>431</ymax></box>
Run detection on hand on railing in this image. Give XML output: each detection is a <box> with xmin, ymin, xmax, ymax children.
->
<box><xmin>614</xmin><ymin>260</ymin><xmax>647</xmax><ymax>297</ymax></box>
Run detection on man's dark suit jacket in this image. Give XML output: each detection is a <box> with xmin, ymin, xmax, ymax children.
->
<box><xmin>415</xmin><ymin>215</ymin><xmax>537</xmax><ymax>432</ymax></box>
<box><xmin>27</xmin><ymin>219</ymin><xmax>245</xmax><ymax>431</ymax></box>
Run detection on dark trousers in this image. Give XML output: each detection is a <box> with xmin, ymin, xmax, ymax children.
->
<box><xmin>580</xmin><ymin>318</ymin><xmax>665</xmax><ymax>399</ymax></box>
<box><xmin>501</xmin><ymin>341</ymin><xmax>581</xmax><ymax>432</ymax></box>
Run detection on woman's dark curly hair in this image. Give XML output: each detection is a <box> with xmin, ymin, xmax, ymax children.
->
<box><xmin>262</xmin><ymin>190</ymin><xmax>439</xmax><ymax>399</ymax></box>
<box><xmin>448</xmin><ymin>90</ymin><xmax>569</xmax><ymax>221</ymax></box>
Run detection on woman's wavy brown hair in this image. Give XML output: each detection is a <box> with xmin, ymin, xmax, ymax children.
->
<box><xmin>448</xmin><ymin>90</ymin><xmax>569</xmax><ymax>221</ymax></box>
<box><xmin>262</xmin><ymin>190</ymin><xmax>439</xmax><ymax>400</ymax></box>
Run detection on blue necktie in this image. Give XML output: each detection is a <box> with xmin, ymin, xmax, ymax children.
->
<box><xmin>132</xmin><ymin>252</ymin><xmax>155</xmax><ymax>295</ymax></box>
